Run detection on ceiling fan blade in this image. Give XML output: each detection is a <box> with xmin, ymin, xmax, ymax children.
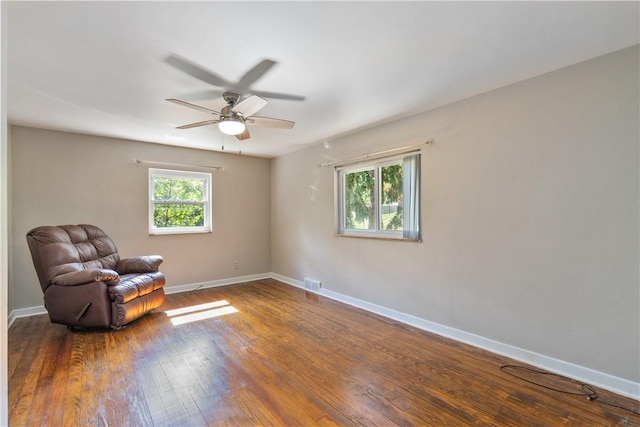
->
<box><xmin>166</xmin><ymin>98</ymin><xmax>220</xmax><ymax>115</ymax></box>
<box><xmin>250</xmin><ymin>89</ymin><xmax>306</xmax><ymax>102</ymax></box>
<box><xmin>236</xmin><ymin>128</ymin><xmax>251</xmax><ymax>141</ymax></box>
<box><xmin>232</xmin><ymin>95</ymin><xmax>268</xmax><ymax>117</ymax></box>
<box><xmin>236</xmin><ymin>59</ymin><xmax>277</xmax><ymax>90</ymax></box>
<box><xmin>176</xmin><ymin>119</ymin><xmax>220</xmax><ymax>130</ymax></box>
<box><xmin>165</xmin><ymin>54</ymin><xmax>230</xmax><ymax>88</ymax></box>
<box><xmin>247</xmin><ymin>116</ymin><xmax>295</xmax><ymax>129</ymax></box>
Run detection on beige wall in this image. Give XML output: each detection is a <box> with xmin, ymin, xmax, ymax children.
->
<box><xmin>10</xmin><ymin>127</ymin><xmax>271</xmax><ymax>310</ymax></box>
<box><xmin>271</xmin><ymin>46</ymin><xmax>639</xmax><ymax>382</ymax></box>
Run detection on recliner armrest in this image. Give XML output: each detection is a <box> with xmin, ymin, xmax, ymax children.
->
<box><xmin>116</xmin><ymin>255</ymin><xmax>163</xmax><ymax>274</ymax></box>
<box><xmin>51</xmin><ymin>269</ymin><xmax>120</xmax><ymax>286</ymax></box>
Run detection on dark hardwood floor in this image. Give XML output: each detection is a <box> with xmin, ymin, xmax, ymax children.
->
<box><xmin>9</xmin><ymin>279</ymin><xmax>640</xmax><ymax>426</ymax></box>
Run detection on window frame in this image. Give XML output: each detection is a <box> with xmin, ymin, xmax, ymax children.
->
<box><xmin>335</xmin><ymin>151</ymin><xmax>421</xmax><ymax>241</ymax></box>
<box><xmin>148</xmin><ymin>168</ymin><xmax>212</xmax><ymax>235</ymax></box>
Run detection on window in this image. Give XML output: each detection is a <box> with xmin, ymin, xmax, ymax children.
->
<box><xmin>336</xmin><ymin>152</ymin><xmax>421</xmax><ymax>241</ymax></box>
<box><xmin>149</xmin><ymin>168</ymin><xmax>212</xmax><ymax>235</ymax></box>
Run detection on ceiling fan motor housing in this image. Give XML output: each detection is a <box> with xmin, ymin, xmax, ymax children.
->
<box><xmin>222</xmin><ymin>91</ymin><xmax>241</xmax><ymax>106</ymax></box>
<box><xmin>221</xmin><ymin>105</ymin><xmax>241</xmax><ymax>119</ymax></box>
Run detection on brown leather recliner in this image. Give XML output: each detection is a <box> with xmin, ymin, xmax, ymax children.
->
<box><xmin>26</xmin><ymin>224</ymin><xmax>166</xmax><ymax>329</ymax></box>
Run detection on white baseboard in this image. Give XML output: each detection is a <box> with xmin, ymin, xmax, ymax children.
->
<box><xmin>270</xmin><ymin>273</ymin><xmax>306</xmax><ymax>290</ymax></box>
<box><xmin>8</xmin><ymin>305</ymin><xmax>47</xmax><ymax>327</ymax></box>
<box><xmin>271</xmin><ymin>272</ymin><xmax>640</xmax><ymax>400</ymax></box>
<box><xmin>163</xmin><ymin>273</ymin><xmax>271</xmax><ymax>295</ymax></box>
<box><xmin>9</xmin><ymin>272</ymin><xmax>639</xmax><ymax>399</ymax></box>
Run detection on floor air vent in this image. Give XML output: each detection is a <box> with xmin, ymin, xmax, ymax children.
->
<box><xmin>303</xmin><ymin>278</ymin><xmax>321</xmax><ymax>292</ymax></box>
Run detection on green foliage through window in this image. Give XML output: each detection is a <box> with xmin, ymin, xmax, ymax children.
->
<box><xmin>342</xmin><ymin>161</ymin><xmax>403</xmax><ymax>232</ymax></box>
<box><xmin>154</xmin><ymin>204</ymin><xmax>204</xmax><ymax>228</ymax></box>
<box><xmin>381</xmin><ymin>164</ymin><xmax>403</xmax><ymax>231</ymax></box>
<box><xmin>153</xmin><ymin>177</ymin><xmax>205</xmax><ymax>202</ymax></box>
<box><xmin>345</xmin><ymin>169</ymin><xmax>375</xmax><ymax>230</ymax></box>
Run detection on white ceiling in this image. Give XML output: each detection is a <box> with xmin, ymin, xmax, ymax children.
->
<box><xmin>7</xmin><ymin>1</ymin><xmax>639</xmax><ymax>158</ymax></box>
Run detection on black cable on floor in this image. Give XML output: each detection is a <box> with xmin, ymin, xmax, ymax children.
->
<box><xmin>500</xmin><ymin>364</ymin><xmax>640</xmax><ymax>416</ymax></box>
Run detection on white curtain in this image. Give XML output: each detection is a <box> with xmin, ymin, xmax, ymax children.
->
<box><xmin>402</xmin><ymin>153</ymin><xmax>421</xmax><ymax>240</ymax></box>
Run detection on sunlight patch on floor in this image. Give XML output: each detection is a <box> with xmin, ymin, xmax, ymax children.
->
<box><xmin>165</xmin><ymin>300</ymin><xmax>239</xmax><ymax>325</ymax></box>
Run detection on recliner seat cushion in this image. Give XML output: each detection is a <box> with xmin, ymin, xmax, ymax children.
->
<box><xmin>109</xmin><ymin>272</ymin><xmax>165</xmax><ymax>304</ymax></box>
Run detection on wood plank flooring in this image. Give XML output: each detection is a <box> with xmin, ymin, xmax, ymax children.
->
<box><xmin>9</xmin><ymin>279</ymin><xmax>640</xmax><ymax>426</ymax></box>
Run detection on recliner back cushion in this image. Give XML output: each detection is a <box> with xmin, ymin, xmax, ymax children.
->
<box><xmin>27</xmin><ymin>224</ymin><xmax>120</xmax><ymax>291</ymax></box>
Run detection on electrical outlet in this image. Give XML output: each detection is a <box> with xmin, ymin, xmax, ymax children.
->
<box><xmin>233</xmin><ymin>261</ymin><xmax>239</xmax><ymax>270</ymax></box>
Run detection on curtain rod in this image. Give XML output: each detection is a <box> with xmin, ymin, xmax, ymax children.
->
<box><xmin>132</xmin><ymin>159</ymin><xmax>224</xmax><ymax>171</ymax></box>
<box><xmin>319</xmin><ymin>140</ymin><xmax>433</xmax><ymax>168</ymax></box>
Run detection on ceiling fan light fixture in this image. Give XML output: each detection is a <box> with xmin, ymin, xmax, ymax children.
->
<box><xmin>218</xmin><ymin>116</ymin><xmax>246</xmax><ymax>135</ymax></box>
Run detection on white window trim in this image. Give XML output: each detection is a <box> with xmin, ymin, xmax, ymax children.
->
<box><xmin>335</xmin><ymin>151</ymin><xmax>421</xmax><ymax>241</ymax></box>
<box><xmin>149</xmin><ymin>168</ymin><xmax>212</xmax><ymax>235</ymax></box>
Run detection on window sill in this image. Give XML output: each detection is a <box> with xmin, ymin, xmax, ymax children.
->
<box><xmin>149</xmin><ymin>228</ymin><xmax>212</xmax><ymax>236</ymax></box>
<box><xmin>334</xmin><ymin>233</ymin><xmax>421</xmax><ymax>243</ymax></box>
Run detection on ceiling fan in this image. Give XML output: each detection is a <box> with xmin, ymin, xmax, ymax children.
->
<box><xmin>165</xmin><ymin>54</ymin><xmax>303</xmax><ymax>140</ymax></box>
<box><xmin>166</xmin><ymin>91</ymin><xmax>294</xmax><ymax>140</ymax></box>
